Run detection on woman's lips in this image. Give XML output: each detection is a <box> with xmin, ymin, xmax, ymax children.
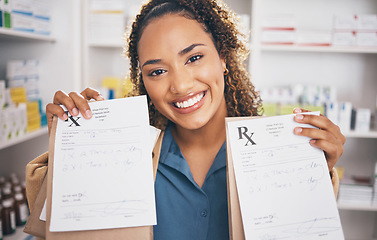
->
<box><xmin>171</xmin><ymin>90</ymin><xmax>207</xmax><ymax>113</ymax></box>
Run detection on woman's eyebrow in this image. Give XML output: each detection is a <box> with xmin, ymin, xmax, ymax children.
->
<box><xmin>141</xmin><ymin>44</ymin><xmax>205</xmax><ymax>69</ymax></box>
<box><xmin>142</xmin><ymin>59</ymin><xmax>161</xmax><ymax>69</ymax></box>
<box><xmin>178</xmin><ymin>43</ymin><xmax>205</xmax><ymax>56</ymax></box>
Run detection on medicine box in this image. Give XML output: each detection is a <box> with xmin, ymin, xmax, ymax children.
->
<box><xmin>356</xmin><ymin>32</ymin><xmax>377</xmax><ymax>47</ymax></box>
<box><xmin>10</xmin><ymin>87</ymin><xmax>27</xmax><ymax>104</ymax></box>
<box><xmin>338</xmin><ymin>102</ymin><xmax>352</xmax><ymax>133</ymax></box>
<box><xmin>7</xmin><ymin>60</ymin><xmax>27</xmax><ymax>80</ymax></box>
<box><xmin>357</xmin><ymin>14</ymin><xmax>377</xmax><ymax>31</ymax></box>
<box><xmin>12</xmin><ymin>12</ymin><xmax>34</xmax><ymax>32</ymax></box>
<box><xmin>3</xmin><ymin>0</ymin><xmax>11</xmax><ymax>28</ymax></box>
<box><xmin>332</xmin><ymin>31</ymin><xmax>356</xmax><ymax>46</ymax></box>
<box><xmin>334</xmin><ymin>15</ymin><xmax>357</xmax><ymax>31</ymax></box>
<box><xmin>355</xmin><ymin>108</ymin><xmax>371</xmax><ymax>132</ymax></box>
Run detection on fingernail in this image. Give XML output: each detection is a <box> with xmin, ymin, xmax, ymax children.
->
<box><xmin>98</xmin><ymin>94</ymin><xmax>105</xmax><ymax>100</ymax></box>
<box><xmin>296</xmin><ymin>114</ymin><xmax>304</xmax><ymax>120</ymax></box>
<box><xmin>72</xmin><ymin>108</ymin><xmax>79</xmax><ymax>116</ymax></box>
<box><xmin>310</xmin><ymin>139</ymin><xmax>316</xmax><ymax>144</ymax></box>
<box><xmin>295</xmin><ymin>127</ymin><xmax>302</xmax><ymax>134</ymax></box>
<box><xmin>62</xmin><ymin>113</ymin><xmax>68</xmax><ymax>120</ymax></box>
<box><xmin>294</xmin><ymin>108</ymin><xmax>302</xmax><ymax>113</ymax></box>
<box><xmin>85</xmin><ymin>109</ymin><xmax>92</xmax><ymax>118</ymax></box>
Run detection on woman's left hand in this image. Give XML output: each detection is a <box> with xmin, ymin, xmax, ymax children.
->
<box><xmin>293</xmin><ymin>108</ymin><xmax>346</xmax><ymax>171</ymax></box>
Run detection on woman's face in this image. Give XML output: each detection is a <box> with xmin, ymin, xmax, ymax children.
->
<box><xmin>138</xmin><ymin>14</ymin><xmax>227</xmax><ymax>130</ymax></box>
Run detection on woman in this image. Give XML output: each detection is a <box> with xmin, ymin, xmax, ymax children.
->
<box><xmin>27</xmin><ymin>0</ymin><xmax>345</xmax><ymax>239</ymax></box>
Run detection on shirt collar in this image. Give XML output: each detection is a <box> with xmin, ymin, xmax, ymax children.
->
<box><xmin>159</xmin><ymin>125</ymin><xmax>226</xmax><ymax>179</ymax></box>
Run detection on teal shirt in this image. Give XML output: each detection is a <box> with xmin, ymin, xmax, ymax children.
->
<box><xmin>153</xmin><ymin>125</ymin><xmax>229</xmax><ymax>240</ymax></box>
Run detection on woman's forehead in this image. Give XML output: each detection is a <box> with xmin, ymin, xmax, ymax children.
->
<box><xmin>137</xmin><ymin>14</ymin><xmax>215</xmax><ymax>58</ymax></box>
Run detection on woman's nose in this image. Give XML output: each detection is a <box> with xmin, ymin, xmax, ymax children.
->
<box><xmin>170</xmin><ymin>69</ymin><xmax>194</xmax><ymax>94</ymax></box>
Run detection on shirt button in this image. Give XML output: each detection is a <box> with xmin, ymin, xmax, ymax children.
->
<box><xmin>201</xmin><ymin>210</ymin><xmax>208</xmax><ymax>217</ymax></box>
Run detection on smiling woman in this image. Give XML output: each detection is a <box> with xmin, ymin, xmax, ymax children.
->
<box><xmin>26</xmin><ymin>0</ymin><xmax>345</xmax><ymax>240</ymax></box>
<box><xmin>126</xmin><ymin>0</ymin><xmax>263</xmax><ymax>130</ymax></box>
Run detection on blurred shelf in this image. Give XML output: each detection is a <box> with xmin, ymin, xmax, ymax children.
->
<box><xmin>259</xmin><ymin>44</ymin><xmax>377</xmax><ymax>54</ymax></box>
<box><xmin>338</xmin><ymin>202</ymin><xmax>377</xmax><ymax>212</ymax></box>
<box><xmin>343</xmin><ymin>131</ymin><xmax>377</xmax><ymax>139</ymax></box>
<box><xmin>0</xmin><ymin>127</ymin><xmax>48</xmax><ymax>150</ymax></box>
<box><xmin>0</xmin><ymin>28</ymin><xmax>55</xmax><ymax>42</ymax></box>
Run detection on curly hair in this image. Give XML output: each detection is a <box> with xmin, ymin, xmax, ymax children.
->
<box><xmin>125</xmin><ymin>0</ymin><xmax>263</xmax><ymax>129</ymax></box>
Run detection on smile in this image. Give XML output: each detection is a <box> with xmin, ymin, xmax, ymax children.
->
<box><xmin>173</xmin><ymin>91</ymin><xmax>205</xmax><ymax>109</ymax></box>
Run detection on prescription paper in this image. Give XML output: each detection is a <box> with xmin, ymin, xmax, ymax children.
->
<box><xmin>226</xmin><ymin>113</ymin><xmax>344</xmax><ymax>239</ymax></box>
<box><xmin>49</xmin><ymin>96</ymin><xmax>156</xmax><ymax>232</ymax></box>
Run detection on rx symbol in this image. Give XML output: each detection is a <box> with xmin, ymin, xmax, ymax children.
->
<box><xmin>237</xmin><ymin>126</ymin><xmax>256</xmax><ymax>146</ymax></box>
<box><xmin>64</xmin><ymin>111</ymin><xmax>81</xmax><ymax>127</ymax></box>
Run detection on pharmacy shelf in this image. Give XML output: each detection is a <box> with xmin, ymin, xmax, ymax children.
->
<box><xmin>343</xmin><ymin>131</ymin><xmax>377</xmax><ymax>139</ymax></box>
<box><xmin>338</xmin><ymin>202</ymin><xmax>377</xmax><ymax>212</ymax></box>
<box><xmin>0</xmin><ymin>28</ymin><xmax>55</xmax><ymax>42</ymax></box>
<box><xmin>0</xmin><ymin>127</ymin><xmax>48</xmax><ymax>150</ymax></box>
<box><xmin>259</xmin><ymin>44</ymin><xmax>377</xmax><ymax>54</ymax></box>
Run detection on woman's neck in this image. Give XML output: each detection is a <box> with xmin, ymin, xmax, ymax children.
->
<box><xmin>172</xmin><ymin>98</ymin><xmax>228</xmax><ymax>149</ymax></box>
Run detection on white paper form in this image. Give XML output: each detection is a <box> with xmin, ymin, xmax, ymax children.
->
<box><xmin>50</xmin><ymin>96</ymin><xmax>156</xmax><ymax>232</ymax></box>
<box><xmin>227</xmin><ymin>113</ymin><xmax>344</xmax><ymax>240</ymax></box>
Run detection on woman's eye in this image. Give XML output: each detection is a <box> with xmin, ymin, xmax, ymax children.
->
<box><xmin>149</xmin><ymin>69</ymin><xmax>166</xmax><ymax>76</ymax></box>
<box><xmin>186</xmin><ymin>55</ymin><xmax>203</xmax><ymax>64</ymax></box>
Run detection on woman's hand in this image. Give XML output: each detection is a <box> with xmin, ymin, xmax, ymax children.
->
<box><xmin>293</xmin><ymin>108</ymin><xmax>346</xmax><ymax>171</ymax></box>
<box><xmin>46</xmin><ymin>88</ymin><xmax>104</xmax><ymax>135</ymax></box>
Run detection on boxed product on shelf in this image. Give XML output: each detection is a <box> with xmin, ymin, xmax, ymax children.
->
<box><xmin>356</xmin><ymin>14</ymin><xmax>377</xmax><ymax>47</ymax></box>
<box><xmin>333</xmin><ymin>15</ymin><xmax>357</xmax><ymax>46</ymax></box>
<box><xmin>6</xmin><ymin>60</ymin><xmax>27</xmax><ymax>80</ymax></box>
<box><xmin>325</xmin><ymin>102</ymin><xmax>339</xmax><ymax>126</ymax></box>
<box><xmin>11</xmin><ymin>0</ymin><xmax>33</xmax><ymax>14</ymax></box>
<box><xmin>338</xmin><ymin>175</ymin><xmax>374</xmax><ymax>206</ymax></box>
<box><xmin>333</xmin><ymin>14</ymin><xmax>377</xmax><ymax>47</ymax></box>
<box><xmin>10</xmin><ymin>0</ymin><xmax>34</xmax><ymax>33</ymax></box>
<box><xmin>333</xmin><ymin>15</ymin><xmax>358</xmax><ymax>31</ymax></box>
<box><xmin>297</xmin><ymin>30</ymin><xmax>332</xmax><ymax>47</ymax></box>
<box><xmin>356</xmin><ymin>32</ymin><xmax>377</xmax><ymax>47</ymax></box>
<box><xmin>33</xmin><ymin>0</ymin><xmax>51</xmax><ymax>35</ymax></box>
<box><xmin>357</xmin><ymin>14</ymin><xmax>377</xmax><ymax>31</ymax></box>
<box><xmin>338</xmin><ymin>102</ymin><xmax>352</xmax><ymax>133</ymax></box>
<box><xmin>88</xmin><ymin>0</ymin><xmax>125</xmax><ymax>45</ymax></box>
<box><xmin>0</xmin><ymin>103</ymin><xmax>27</xmax><ymax>141</ymax></box>
<box><xmin>261</xmin><ymin>30</ymin><xmax>296</xmax><ymax>45</ymax></box>
<box><xmin>355</xmin><ymin>108</ymin><xmax>371</xmax><ymax>132</ymax></box>
<box><xmin>26</xmin><ymin>59</ymin><xmax>39</xmax><ymax>78</ymax></box>
<box><xmin>2</xmin><ymin>0</ymin><xmax>11</xmax><ymax>28</ymax></box>
<box><xmin>0</xmin><ymin>107</ymin><xmax>10</xmax><ymax>141</ymax></box>
<box><xmin>332</xmin><ymin>31</ymin><xmax>357</xmax><ymax>46</ymax></box>
<box><xmin>9</xmin><ymin>86</ymin><xmax>27</xmax><ymax>104</ymax></box>
<box><xmin>88</xmin><ymin>12</ymin><xmax>125</xmax><ymax>45</ymax></box>
<box><xmin>12</xmin><ymin>12</ymin><xmax>34</xmax><ymax>32</ymax></box>
<box><xmin>16</xmin><ymin>103</ymin><xmax>27</xmax><ymax>137</ymax></box>
<box><xmin>26</xmin><ymin>100</ymin><xmax>41</xmax><ymax>132</ymax></box>
<box><xmin>261</xmin><ymin>15</ymin><xmax>296</xmax><ymax>45</ymax></box>
<box><xmin>7</xmin><ymin>59</ymin><xmax>41</xmax><ymax>101</ymax></box>
<box><xmin>34</xmin><ymin>16</ymin><xmax>50</xmax><ymax>35</ymax></box>
<box><xmin>1</xmin><ymin>107</ymin><xmax>14</xmax><ymax>141</ymax></box>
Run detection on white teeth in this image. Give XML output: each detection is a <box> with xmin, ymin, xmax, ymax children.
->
<box><xmin>174</xmin><ymin>92</ymin><xmax>204</xmax><ymax>109</ymax></box>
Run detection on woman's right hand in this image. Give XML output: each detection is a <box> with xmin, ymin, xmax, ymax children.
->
<box><xmin>46</xmin><ymin>88</ymin><xmax>104</xmax><ymax>135</ymax></box>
